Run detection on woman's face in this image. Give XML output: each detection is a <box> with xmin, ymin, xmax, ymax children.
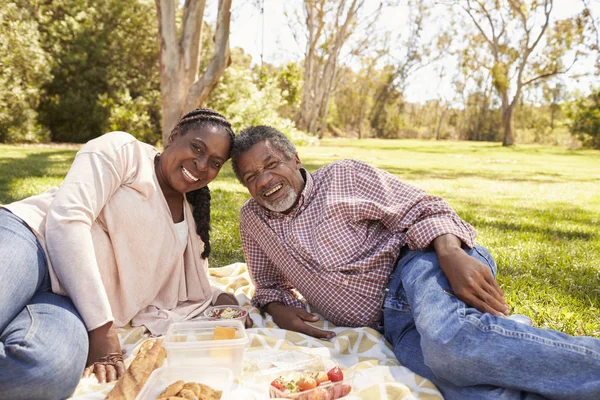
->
<box><xmin>157</xmin><ymin>125</ymin><xmax>231</xmax><ymax>195</ymax></box>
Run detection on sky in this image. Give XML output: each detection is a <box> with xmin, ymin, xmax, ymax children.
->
<box><xmin>226</xmin><ymin>0</ymin><xmax>599</xmax><ymax>104</ymax></box>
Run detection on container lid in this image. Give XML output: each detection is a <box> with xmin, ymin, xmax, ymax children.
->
<box><xmin>163</xmin><ymin>319</ymin><xmax>249</xmax><ymax>349</ymax></box>
<box><xmin>135</xmin><ymin>366</ymin><xmax>233</xmax><ymax>400</ymax></box>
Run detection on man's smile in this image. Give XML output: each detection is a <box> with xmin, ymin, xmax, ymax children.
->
<box><xmin>263</xmin><ymin>183</ymin><xmax>283</xmax><ymax>197</ymax></box>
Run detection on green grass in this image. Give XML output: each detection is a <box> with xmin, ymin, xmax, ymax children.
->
<box><xmin>1</xmin><ymin>140</ymin><xmax>599</xmax><ymax>337</ymax></box>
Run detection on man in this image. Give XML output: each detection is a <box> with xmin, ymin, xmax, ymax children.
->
<box><xmin>231</xmin><ymin>125</ymin><xmax>600</xmax><ymax>400</ymax></box>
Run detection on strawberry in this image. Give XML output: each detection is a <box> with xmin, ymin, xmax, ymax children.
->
<box><xmin>315</xmin><ymin>371</ymin><xmax>329</xmax><ymax>385</ymax></box>
<box><xmin>327</xmin><ymin>366</ymin><xmax>344</xmax><ymax>382</ymax></box>
<box><xmin>270</xmin><ymin>378</ymin><xmax>285</xmax><ymax>392</ymax></box>
<box><xmin>298</xmin><ymin>376</ymin><xmax>318</xmax><ymax>391</ymax></box>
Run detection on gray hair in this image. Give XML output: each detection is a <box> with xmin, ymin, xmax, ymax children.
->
<box><xmin>231</xmin><ymin>125</ymin><xmax>297</xmax><ymax>183</ymax></box>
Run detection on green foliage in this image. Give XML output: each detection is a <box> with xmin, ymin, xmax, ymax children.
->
<box><xmin>0</xmin><ymin>2</ymin><xmax>51</xmax><ymax>143</ymax></box>
<box><xmin>208</xmin><ymin>62</ymin><xmax>317</xmax><ymax>146</ymax></box>
<box><xmin>3</xmin><ymin>139</ymin><xmax>599</xmax><ymax>337</ymax></box>
<box><xmin>567</xmin><ymin>89</ymin><xmax>600</xmax><ymax>149</ymax></box>
<box><xmin>276</xmin><ymin>62</ymin><xmax>303</xmax><ymax>119</ymax></box>
<box><xmin>100</xmin><ymin>90</ymin><xmax>161</xmax><ymax>144</ymax></box>
<box><xmin>34</xmin><ymin>0</ymin><xmax>160</xmax><ymax>143</ymax></box>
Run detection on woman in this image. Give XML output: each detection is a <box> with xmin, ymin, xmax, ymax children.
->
<box><xmin>0</xmin><ymin>108</ymin><xmax>251</xmax><ymax>399</ymax></box>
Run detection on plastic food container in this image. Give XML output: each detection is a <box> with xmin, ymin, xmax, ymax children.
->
<box><xmin>163</xmin><ymin>320</ymin><xmax>248</xmax><ymax>378</ymax></box>
<box><xmin>204</xmin><ymin>305</ymin><xmax>248</xmax><ymax>321</ymax></box>
<box><xmin>135</xmin><ymin>366</ymin><xmax>233</xmax><ymax>400</ymax></box>
<box><xmin>251</xmin><ymin>356</ymin><xmax>354</xmax><ymax>399</ymax></box>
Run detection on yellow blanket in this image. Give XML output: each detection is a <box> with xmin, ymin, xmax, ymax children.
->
<box><xmin>70</xmin><ymin>263</ymin><xmax>443</xmax><ymax>400</ymax></box>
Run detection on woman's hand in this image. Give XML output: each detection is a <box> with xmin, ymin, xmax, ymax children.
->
<box><xmin>82</xmin><ymin>322</ymin><xmax>125</xmax><ymax>383</ymax></box>
<box><xmin>214</xmin><ymin>292</ymin><xmax>254</xmax><ymax>328</ymax></box>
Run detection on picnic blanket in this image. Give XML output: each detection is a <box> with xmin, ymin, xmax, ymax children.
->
<box><xmin>70</xmin><ymin>263</ymin><xmax>443</xmax><ymax>400</ymax></box>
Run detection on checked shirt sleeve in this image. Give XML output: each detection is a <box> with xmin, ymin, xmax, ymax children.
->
<box><xmin>349</xmin><ymin>160</ymin><xmax>477</xmax><ymax>250</ymax></box>
<box><xmin>239</xmin><ymin>207</ymin><xmax>305</xmax><ymax>310</ymax></box>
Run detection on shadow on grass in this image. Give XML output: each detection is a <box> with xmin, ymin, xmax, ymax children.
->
<box><xmin>381</xmin><ymin>165</ymin><xmax>600</xmax><ymax>184</ymax></box>
<box><xmin>462</xmin><ymin>202</ymin><xmax>599</xmax><ymax>238</ymax></box>
<box><xmin>498</xmin><ymin>251</ymin><xmax>600</xmax><ymax>317</ymax></box>
<box><xmin>465</xmin><ymin>202</ymin><xmax>600</xmax><ymax>311</ymax></box>
<box><xmin>0</xmin><ymin>150</ymin><xmax>76</xmax><ymax>204</ymax></box>
<box><xmin>300</xmin><ymin>162</ymin><xmax>585</xmax><ymax>184</ymax></box>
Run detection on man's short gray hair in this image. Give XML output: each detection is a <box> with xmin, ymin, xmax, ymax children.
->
<box><xmin>231</xmin><ymin>125</ymin><xmax>297</xmax><ymax>183</ymax></box>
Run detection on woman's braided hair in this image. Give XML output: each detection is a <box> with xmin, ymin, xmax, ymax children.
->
<box><xmin>170</xmin><ymin>108</ymin><xmax>235</xmax><ymax>259</ymax></box>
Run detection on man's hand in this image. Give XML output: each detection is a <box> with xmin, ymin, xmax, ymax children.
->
<box><xmin>83</xmin><ymin>322</ymin><xmax>125</xmax><ymax>383</ymax></box>
<box><xmin>264</xmin><ymin>302</ymin><xmax>336</xmax><ymax>340</ymax></box>
<box><xmin>214</xmin><ymin>292</ymin><xmax>254</xmax><ymax>328</ymax></box>
<box><xmin>433</xmin><ymin>234</ymin><xmax>510</xmax><ymax>316</ymax></box>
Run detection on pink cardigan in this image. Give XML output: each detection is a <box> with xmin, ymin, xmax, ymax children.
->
<box><xmin>4</xmin><ymin>132</ymin><xmax>223</xmax><ymax>335</ymax></box>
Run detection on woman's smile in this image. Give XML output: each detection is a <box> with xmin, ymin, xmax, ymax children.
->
<box><xmin>181</xmin><ymin>165</ymin><xmax>200</xmax><ymax>183</ymax></box>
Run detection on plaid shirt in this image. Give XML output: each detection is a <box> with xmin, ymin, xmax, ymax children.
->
<box><xmin>239</xmin><ymin>159</ymin><xmax>476</xmax><ymax>328</ymax></box>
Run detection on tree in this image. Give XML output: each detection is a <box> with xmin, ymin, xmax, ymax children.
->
<box><xmin>581</xmin><ymin>0</ymin><xmax>600</xmax><ymax>73</ymax></box>
<box><xmin>567</xmin><ymin>89</ymin><xmax>600</xmax><ymax>149</ymax></box>
<box><xmin>459</xmin><ymin>0</ymin><xmax>587</xmax><ymax>145</ymax></box>
<box><xmin>0</xmin><ymin>1</ymin><xmax>51</xmax><ymax>143</ymax></box>
<box><xmin>370</xmin><ymin>0</ymin><xmax>432</xmax><ymax>138</ymax></box>
<box><xmin>542</xmin><ymin>81</ymin><xmax>566</xmax><ymax>130</ymax></box>
<box><xmin>33</xmin><ymin>0</ymin><xmax>161</xmax><ymax>143</ymax></box>
<box><xmin>293</xmin><ymin>0</ymin><xmax>377</xmax><ymax>137</ymax></box>
<box><xmin>155</xmin><ymin>0</ymin><xmax>232</xmax><ymax>142</ymax></box>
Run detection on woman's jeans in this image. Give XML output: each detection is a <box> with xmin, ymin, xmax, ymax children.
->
<box><xmin>383</xmin><ymin>245</ymin><xmax>600</xmax><ymax>400</ymax></box>
<box><xmin>0</xmin><ymin>208</ymin><xmax>88</xmax><ymax>400</ymax></box>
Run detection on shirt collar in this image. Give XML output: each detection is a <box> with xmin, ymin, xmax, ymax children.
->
<box><xmin>262</xmin><ymin>168</ymin><xmax>313</xmax><ymax>219</ymax></box>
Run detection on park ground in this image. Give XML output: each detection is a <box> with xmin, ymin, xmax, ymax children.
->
<box><xmin>1</xmin><ymin>138</ymin><xmax>598</xmax><ymax>337</ymax></box>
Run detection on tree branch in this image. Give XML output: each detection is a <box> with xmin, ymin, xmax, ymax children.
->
<box><xmin>462</xmin><ymin>1</ymin><xmax>496</xmax><ymax>51</ymax></box>
<box><xmin>155</xmin><ymin>0</ymin><xmax>179</xmax><ymax>75</ymax></box>
<box><xmin>180</xmin><ymin>0</ymin><xmax>207</xmax><ymax>86</ymax></box>
<box><xmin>522</xmin><ymin>55</ymin><xmax>577</xmax><ymax>87</ymax></box>
<box><xmin>184</xmin><ymin>0</ymin><xmax>231</xmax><ymax>111</ymax></box>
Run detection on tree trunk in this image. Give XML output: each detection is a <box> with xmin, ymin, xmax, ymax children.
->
<box><xmin>501</xmin><ymin>104</ymin><xmax>514</xmax><ymax>146</ymax></box>
<box><xmin>436</xmin><ymin>105</ymin><xmax>448</xmax><ymax>140</ymax></box>
<box><xmin>156</xmin><ymin>0</ymin><xmax>231</xmax><ymax>143</ymax></box>
<box><xmin>297</xmin><ymin>0</ymin><xmax>362</xmax><ymax>135</ymax></box>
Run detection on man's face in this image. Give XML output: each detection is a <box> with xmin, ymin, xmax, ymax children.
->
<box><xmin>237</xmin><ymin>140</ymin><xmax>305</xmax><ymax>213</ymax></box>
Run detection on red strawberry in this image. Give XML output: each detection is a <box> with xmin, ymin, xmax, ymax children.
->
<box><xmin>327</xmin><ymin>366</ymin><xmax>344</xmax><ymax>382</ymax></box>
<box><xmin>270</xmin><ymin>378</ymin><xmax>285</xmax><ymax>392</ymax></box>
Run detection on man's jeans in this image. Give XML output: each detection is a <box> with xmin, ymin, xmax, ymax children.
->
<box><xmin>0</xmin><ymin>208</ymin><xmax>88</xmax><ymax>400</ymax></box>
<box><xmin>383</xmin><ymin>245</ymin><xmax>600</xmax><ymax>400</ymax></box>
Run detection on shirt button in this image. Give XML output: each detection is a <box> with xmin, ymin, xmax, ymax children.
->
<box><xmin>343</xmin><ymin>279</ymin><xmax>349</xmax><ymax>285</ymax></box>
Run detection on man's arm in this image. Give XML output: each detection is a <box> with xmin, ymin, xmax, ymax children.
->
<box><xmin>350</xmin><ymin>160</ymin><xmax>507</xmax><ymax>314</ymax></box>
<box><xmin>240</xmin><ymin>210</ymin><xmax>335</xmax><ymax>339</ymax></box>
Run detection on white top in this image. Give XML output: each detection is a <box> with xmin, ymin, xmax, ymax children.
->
<box><xmin>174</xmin><ymin>217</ymin><xmax>189</xmax><ymax>254</ymax></box>
<box><xmin>3</xmin><ymin>132</ymin><xmax>224</xmax><ymax>335</ymax></box>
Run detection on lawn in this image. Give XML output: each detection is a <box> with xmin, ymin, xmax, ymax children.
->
<box><xmin>1</xmin><ymin>139</ymin><xmax>599</xmax><ymax>337</ymax></box>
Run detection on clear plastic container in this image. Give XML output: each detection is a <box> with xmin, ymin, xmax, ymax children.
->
<box><xmin>135</xmin><ymin>366</ymin><xmax>233</xmax><ymax>400</ymax></box>
<box><xmin>250</xmin><ymin>356</ymin><xmax>354</xmax><ymax>399</ymax></box>
<box><xmin>163</xmin><ymin>320</ymin><xmax>248</xmax><ymax>378</ymax></box>
<box><xmin>204</xmin><ymin>305</ymin><xmax>248</xmax><ymax>321</ymax></box>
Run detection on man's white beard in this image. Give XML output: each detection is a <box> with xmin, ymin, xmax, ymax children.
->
<box><xmin>262</xmin><ymin>187</ymin><xmax>298</xmax><ymax>213</ymax></box>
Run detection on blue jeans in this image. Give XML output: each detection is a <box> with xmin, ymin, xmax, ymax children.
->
<box><xmin>383</xmin><ymin>245</ymin><xmax>600</xmax><ymax>400</ymax></box>
<box><xmin>0</xmin><ymin>208</ymin><xmax>88</xmax><ymax>399</ymax></box>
